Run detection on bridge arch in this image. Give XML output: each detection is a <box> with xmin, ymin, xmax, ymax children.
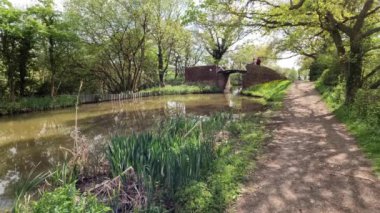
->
<box><xmin>184</xmin><ymin>64</ymin><xmax>286</xmax><ymax>92</ymax></box>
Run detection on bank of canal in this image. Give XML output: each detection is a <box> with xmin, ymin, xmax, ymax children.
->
<box><xmin>0</xmin><ymin>93</ymin><xmax>264</xmax><ymax>206</ymax></box>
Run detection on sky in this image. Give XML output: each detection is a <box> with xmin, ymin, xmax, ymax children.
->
<box><xmin>9</xmin><ymin>0</ymin><xmax>299</xmax><ymax>69</ymax></box>
<box><xmin>9</xmin><ymin>0</ymin><xmax>64</xmax><ymax>10</ymax></box>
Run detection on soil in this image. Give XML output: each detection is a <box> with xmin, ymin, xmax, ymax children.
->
<box><xmin>231</xmin><ymin>81</ymin><xmax>380</xmax><ymax>213</ymax></box>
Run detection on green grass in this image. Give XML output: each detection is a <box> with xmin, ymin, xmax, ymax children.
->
<box><xmin>13</xmin><ymin>79</ymin><xmax>292</xmax><ymax>212</ymax></box>
<box><xmin>175</xmin><ymin>115</ymin><xmax>266</xmax><ymax>212</ymax></box>
<box><xmin>0</xmin><ymin>95</ymin><xmax>77</xmax><ymax>115</ymax></box>
<box><xmin>316</xmin><ymin>82</ymin><xmax>380</xmax><ymax>176</ymax></box>
<box><xmin>29</xmin><ymin>184</ymin><xmax>110</xmax><ymax>213</ymax></box>
<box><xmin>107</xmin><ymin>114</ymin><xmax>231</xmax><ymax>207</ymax></box>
<box><xmin>241</xmin><ymin>80</ymin><xmax>292</xmax><ymax>108</ymax></box>
<box><xmin>0</xmin><ymin>84</ymin><xmax>220</xmax><ymax>115</ymax></box>
<box><xmin>141</xmin><ymin>84</ymin><xmax>221</xmax><ymax>95</ymax></box>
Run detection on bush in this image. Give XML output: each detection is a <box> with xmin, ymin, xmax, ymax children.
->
<box><xmin>316</xmin><ymin>82</ymin><xmax>380</xmax><ymax>175</ymax></box>
<box><xmin>353</xmin><ymin>89</ymin><xmax>380</xmax><ymax>126</ymax></box>
<box><xmin>31</xmin><ymin>184</ymin><xmax>110</xmax><ymax>213</ymax></box>
<box><xmin>309</xmin><ymin>53</ymin><xmax>339</xmax><ymax>82</ymax></box>
<box><xmin>175</xmin><ymin>182</ymin><xmax>213</xmax><ymax>212</ymax></box>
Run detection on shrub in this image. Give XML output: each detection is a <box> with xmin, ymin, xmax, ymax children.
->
<box><xmin>32</xmin><ymin>184</ymin><xmax>111</xmax><ymax>213</ymax></box>
<box><xmin>316</xmin><ymin>82</ymin><xmax>380</xmax><ymax>175</ymax></box>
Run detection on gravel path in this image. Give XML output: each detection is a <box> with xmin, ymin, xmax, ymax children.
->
<box><xmin>232</xmin><ymin>81</ymin><xmax>380</xmax><ymax>213</ymax></box>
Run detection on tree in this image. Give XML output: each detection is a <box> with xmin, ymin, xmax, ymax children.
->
<box><xmin>67</xmin><ymin>0</ymin><xmax>154</xmax><ymax>92</ymax></box>
<box><xmin>221</xmin><ymin>0</ymin><xmax>380</xmax><ymax>103</ymax></box>
<box><xmin>32</xmin><ymin>0</ymin><xmax>78</xmax><ymax>97</ymax></box>
<box><xmin>150</xmin><ymin>0</ymin><xmax>189</xmax><ymax>86</ymax></box>
<box><xmin>0</xmin><ymin>0</ymin><xmax>40</xmax><ymax>98</ymax></box>
<box><xmin>186</xmin><ymin>1</ymin><xmax>249</xmax><ymax>65</ymax></box>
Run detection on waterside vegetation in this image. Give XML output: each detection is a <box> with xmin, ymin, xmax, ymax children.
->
<box><xmin>12</xmin><ymin>80</ymin><xmax>291</xmax><ymax>212</ymax></box>
<box><xmin>241</xmin><ymin>80</ymin><xmax>292</xmax><ymax>107</ymax></box>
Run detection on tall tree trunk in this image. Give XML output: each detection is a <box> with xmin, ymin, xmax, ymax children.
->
<box><xmin>345</xmin><ymin>41</ymin><xmax>363</xmax><ymax>104</ymax></box>
<box><xmin>174</xmin><ymin>55</ymin><xmax>180</xmax><ymax>79</ymax></box>
<box><xmin>158</xmin><ymin>43</ymin><xmax>165</xmax><ymax>87</ymax></box>
<box><xmin>18</xmin><ymin>37</ymin><xmax>31</xmax><ymax>96</ymax></box>
<box><xmin>48</xmin><ymin>36</ymin><xmax>56</xmax><ymax>97</ymax></box>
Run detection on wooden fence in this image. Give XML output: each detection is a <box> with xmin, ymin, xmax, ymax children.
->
<box><xmin>79</xmin><ymin>91</ymin><xmax>162</xmax><ymax>104</ymax></box>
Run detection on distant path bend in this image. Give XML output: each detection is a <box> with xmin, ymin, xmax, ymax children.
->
<box><xmin>233</xmin><ymin>81</ymin><xmax>380</xmax><ymax>213</ymax></box>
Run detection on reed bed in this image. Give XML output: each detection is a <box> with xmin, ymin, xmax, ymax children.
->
<box><xmin>106</xmin><ymin>114</ymin><xmax>231</xmax><ymax>207</ymax></box>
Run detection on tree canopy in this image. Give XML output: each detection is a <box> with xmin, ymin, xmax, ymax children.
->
<box><xmin>0</xmin><ymin>0</ymin><xmax>379</xmax><ymax>104</ymax></box>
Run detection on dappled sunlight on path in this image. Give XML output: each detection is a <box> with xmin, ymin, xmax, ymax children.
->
<box><xmin>232</xmin><ymin>81</ymin><xmax>380</xmax><ymax>213</ymax></box>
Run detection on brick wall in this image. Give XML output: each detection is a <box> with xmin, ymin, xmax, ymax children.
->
<box><xmin>242</xmin><ymin>63</ymin><xmax>286</xmax><ymax>89</ymax></box>
<box><xmin>185</xmin><ymin>65</ymin><xmax>229</xmax><ymax>92</ymax></box>
<box><xmin>185</xmin><ymin>64</ymin><xmax>286</xmax><ymax>92</ymax></box>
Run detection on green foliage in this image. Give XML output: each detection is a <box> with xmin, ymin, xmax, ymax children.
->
<box><xmin>141</xmin><ymin>84</ymin><xmax>221</xmax><ymax>95</ymax></box>
<box><xmin>176</xmin><ymin>115</ymin><xmax>265</xmax><ymax>212</ymax></box>
<box><xmin>317</xmin><ymin>83</ymin><xmax>380</xmax><ymax>175</ymax></box>
<box><xmin>315</xmin><ymin>80</ymin><xmax>345</xmax><ymax>109</ymax></box>
<box><xmin>241</xmin><ymin>80</ymin><xmax>292</xmax><ymax>105</ymax></box>
<box><xmin>185</xmin><ymin>0</ymin><xmax>248</xmax><ymax>64</ymax></box>
<box><xmin>47</xmin><ymin>161</ymin><xmax>78</xmax><ymax>187</ymax></box>
<box><xmin>310</xmin><ymin>53</ymin><xmax>340</xmax><ymax>85</ymax></box>
<box><xmin>13</xmin><ymin>165</ymin><xmax>50</xmax><ymax>212</ymax></box>
<box><xmin>31</xmin><ymin>184</ymin><xmax>111</xmax><ymax>213</ymax></box>
<box><xmin>0</xmin><ymin>95</ymin><xmax>76</xmax><ymax>115</ymax></box>
<box><xmin>175</xmin><ymin>79</ymin><xmax>292</xmax><ymax>212</ymax></box>
<box><xmin>107</xmin><ymin>114</ymin><xmax>230</xmax><ymax>204</ymax></box>
<box><xmin>175</xmin><ymin>182</ymin><xmax>212</xmax><ymax>212</ymax></box>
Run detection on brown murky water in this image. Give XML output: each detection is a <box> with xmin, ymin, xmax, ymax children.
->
<box><xmin>0</xmin><ymin>94</ymin><xmax>262</xmax><ymax>207</ymax></box>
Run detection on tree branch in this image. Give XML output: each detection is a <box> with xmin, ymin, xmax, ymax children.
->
<box><xmin>361</xmin><ymin>26</ymin><xmax>380</xmax><ymax>39</ymax></box>
<box><xmin>364</xmin><ymin>64</ymin><xmax>380</xmax><ymax>81</ymax></box>
<box><xmin>353</xmin><ymin>0</ymin><xmax>374</xmax><ymax>34</ymax></box>
<box><xmin>289</xmin><ymin>0</ymin><xmax>306</xmax><ymax>10</ymax></box>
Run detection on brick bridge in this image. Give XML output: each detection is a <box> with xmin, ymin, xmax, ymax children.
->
<box><xmin>185</xmin><ymin>63</ymin><xmax>286</xmax><ymax>92</ymax></box>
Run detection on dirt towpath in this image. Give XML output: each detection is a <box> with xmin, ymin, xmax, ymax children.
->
<box><xmin>232</xmin><ymin>81</ymin><xmax>380</xmax><ymax>213</ymax></box>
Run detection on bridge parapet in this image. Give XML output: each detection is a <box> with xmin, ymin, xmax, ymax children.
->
<box><xmin>184</xmin><ymin>64</ymin><xmax>286</xmax><ymax>92</ymax></box>
<box><xmin>242</xmin><ymin>63</ymin><xmax>286</xmax><ymax>89</ymax></box>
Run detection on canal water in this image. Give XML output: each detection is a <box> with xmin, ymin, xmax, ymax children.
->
<box><xmin>0</xmin><ymin>93</ymin><xmax>263</xmax><ymax>207</ymax></box>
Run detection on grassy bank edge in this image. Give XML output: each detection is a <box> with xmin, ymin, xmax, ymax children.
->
<box><xmin>140</xmin><ymin>84</ymin><xmax>221</xmax><ymax>95</ymax></box>
<box><xmin>315</xmin><ymin>83</ymin><xmax>380</xmax><ymax>176</ymax></box>
<box><xmin>0</xmin><ymin>84</ymin><xmax>220</xmax><ymax>116</ymax></box>
<box><xmin>177</xmin><ymin>80</ymin><xmax>292</xmax><ymax>212</ymax></box>
<box><xmin>241</xmin><ymin>80</ymin><xmax>292</xmax><ymax>108</ymax></box>
<box><xmin>12</xmin><ymin>80</ymin><xmax>292</xmax><ymax>212</ymax></box>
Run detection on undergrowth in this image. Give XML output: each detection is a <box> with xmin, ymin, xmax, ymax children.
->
<box><xmin>316</xmin><ymin>81</ymin><xmax>380</xmax><ymax>175</ymax></box>
<box><xmin>241</xmin><ymin>80</ymin><xmax>292</xmax><ymax>108</ymax></box>
<box><xmin>175</xmin><ymin>115</ymin><xmax>266</xmax><ymax>212</ymax></box>
<box><xmin>12</xmin><ymin>80</ymin><xmax>292</xmax><ymax>212</ymax></box>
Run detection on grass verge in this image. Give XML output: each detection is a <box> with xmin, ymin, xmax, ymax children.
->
<box><xmin>241</xmin><ymin>80</ymin><xmax>292</xmax><ymax>108</ymax></box>
<box><xmin>175</xmin><ymin>114</ymin><xmax>266</xmax><ymax>212</ymax></box>
<box><xmin>141</xmin><ymin>84</ymin><xmax>221</xmax><ymax>95</ymax></box>
<box><xmin>316</xmin><ymin>82</ymin><xmax>380</xmax><ymax>175</ymax></box>
<box><xmin>1</xmin><ymin>84</ymin><xmax>220</xmax><ymax>116</ymax></box>
<box><xmin>0</xmin><ymin>95</ymin><xmax>76</xmax><ymax>115</ymax></box>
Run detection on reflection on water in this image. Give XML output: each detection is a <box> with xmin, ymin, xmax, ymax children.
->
<box><xmin>0</xmin><ymin>94</ymin><xmax>262</xmax><ymax>205</ymax></box>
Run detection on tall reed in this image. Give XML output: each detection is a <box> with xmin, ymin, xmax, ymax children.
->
<box><xmin>106</xmin><ymin>114</ymin><xmax>231</xmax><ymax>204</ymax></box>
